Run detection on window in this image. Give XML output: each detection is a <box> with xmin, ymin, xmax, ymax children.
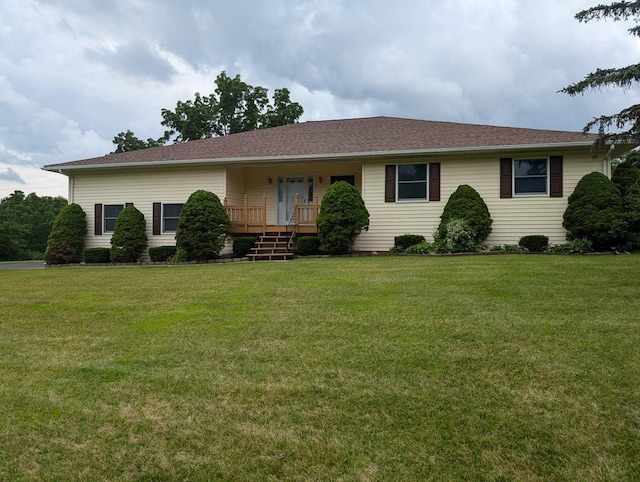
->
<box><xmin>514</xmin><ymin>158</ymin><xmax>548</xmax><ymax>195</ymax></box>
<box><xmin>397</xmin><ymin>163</ymin><xmax>428</xmax><ymax>200</ymax></box>
<box><xmin>331</xmin><ymin>175</ymin><xmax>355</xmax><ymax>186</ymax></box>
<box><xmin>163</xmin><ymin>203</ymin><xmax>183</xmax><ymax>233</ymax></box>
<box><xmin>103</xmin><ymin>204</ymin><xmax>124</xmax><ymax>233</ymax></box>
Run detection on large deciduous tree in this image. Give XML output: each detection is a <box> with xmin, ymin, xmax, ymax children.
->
<box><xmin>561</xmin><ymin>2</ymin><xmax>640</xmax><ymax>147</ymax></box>
<box><xmin>111</xmin><ymin>72</ymin><xmax>303</xmax><ymax>152</ymax></box>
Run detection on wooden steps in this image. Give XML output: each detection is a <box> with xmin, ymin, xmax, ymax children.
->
<box><xmin>248</xmin><ymin>231</ymin><xmax>296</xmax><ymax>261</ymax></box>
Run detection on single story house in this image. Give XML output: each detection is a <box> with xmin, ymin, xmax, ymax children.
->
<box><xmin>43</xmin><ymin>116</ymin><xmax>635</xmax><ymax>255</ymax></box>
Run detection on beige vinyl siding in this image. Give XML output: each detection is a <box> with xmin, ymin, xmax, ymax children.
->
<box><xmin>355</xmin><ymin>152</ymin><xmax>604</xmax><ymax>251</ymax></box>
<box><xmin>73</xmin><ymin>165</ymin><xmax>225</xmax><ymax>255</ymax></box>
<box><xmin>225</xmin><ymin>166</ymin><xmax>246</xmax><ymax>205</ymax></box>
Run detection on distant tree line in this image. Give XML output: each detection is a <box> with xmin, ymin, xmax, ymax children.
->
<box><xmin>112</xmin><ymin>71</ymin><xmax>304</xmax><ymax>153</ymax></box>
<box><xmin>0</xmin><ymin>190</ymin><xmax>67</xmax><ymax>261</ymax></box>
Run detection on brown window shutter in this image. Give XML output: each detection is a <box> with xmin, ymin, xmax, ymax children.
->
<box><xmin>428</xmin><ymin>162</ymin><xmax>441</xmax><ymax>201</ymax></box>
<box><xmin>500</xmin><ymin>158</ymin><xmax>513</xmax><ymax>198</ymax></box>
<box><xmin>384</xmin><ymin>165</ymin><xmax>396</xmax><ymax>202</ymax></box>
<box><xmin>125</xmin><ymin>202</ymin><xmax>134</xmax><ymax>207</ymax></box>
<box><xmin>550</xmin><ymin>156</ymin><xmax>563</xmax><ymax>197</ymax></box>
<box><xmin>152</xmin><ymin>202</ymin><xmax>161</xmax><ymax>235</ymax></box>
<box><xmin>94</xmin><ymin>204</ymin><xmax>103</xmax><ymax>235</ymax></box>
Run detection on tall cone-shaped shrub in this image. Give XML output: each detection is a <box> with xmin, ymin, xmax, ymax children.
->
<box><xmin>436</xmin><ymin>185</ymin><xmax>492</xmax><ymax>243</ymax></box>
<box><xmin>110</xmin><ymin>206</ymin><xmax>147</xmax><ymax>262</ymax></box>
<box><xmin>44</xmin><ymin>203</ymin><xmax>87</xmax><ymax>264</ymax></box>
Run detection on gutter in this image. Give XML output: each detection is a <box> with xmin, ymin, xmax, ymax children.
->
<box><xmin>42</xmin><ymin>141</ymin><xmax>602</xmax><ymax>173</ymax></box>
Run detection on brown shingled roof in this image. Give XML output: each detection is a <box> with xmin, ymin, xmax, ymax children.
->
<box><xmin>44</xmin><ymin>116</ymin><xmax>600</xmax><ymax>169</ymax></box>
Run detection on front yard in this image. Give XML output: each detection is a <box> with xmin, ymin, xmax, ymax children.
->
<box><xmin>1</xmin><ymin>255</ymin><xmax>638</xmax><ymax>480</ymax></box>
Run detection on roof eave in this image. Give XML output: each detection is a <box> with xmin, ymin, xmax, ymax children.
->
<box><xmin>42</xmin><ymin>140</ymin><xmax>614</xmax><ymax>173</ymax></box>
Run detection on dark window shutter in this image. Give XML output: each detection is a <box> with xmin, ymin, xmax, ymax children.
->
<box><xmin>94</xmin><ymin>204</ymin><xmax>103</xmax><ymax>235</ymax></box>
<box><xmin>384</xmin><ymin>165</ymin><xmax>396</xmax><ymax>202</ymax></box>
<box><xmin>152</xmin><ymin>202</ymin><xmax>161</xmax><ymax>235</ymax></box>
<box><xmin>428</xmin><ymin>162</ymin><xmax>441</xmax><ymax>201</ymax></box>
<box><xmin>550</xmin><ymin>155</ymin><xmax>563</xmax><ymax>197</ymax></box>
<box><xmin>500</xmin><ymin>158</ymin><xmax>513</xmax><ymax>198</ymax></box>
<box><xmin>125</xmin><ymin>202</ymin><xmax>134</xmax><ymax>207</ymax></box>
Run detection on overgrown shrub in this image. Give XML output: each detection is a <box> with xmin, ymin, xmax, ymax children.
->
<box><xmin>176</xmin><ymin>190</ymin><xmax>231</xmax><ymax>261</ymax></box>
<box><xmin>394</xmin><ymin>234</ymin><xmax>426</xmax><ymax>251</ymax></box>
<box><xmin>84</xmin><ymin>247</ymin><xmax>111</xmax><ymax>263</ymax></box>
<box><xmin>317</xmin><ymin>181</ymin><xmax>369</xmax><ymax>255</ymax></box>
<box><xmin>437</xmin><ymin>185</ymin><xmax>492</xmax><ymax>243</ymax></box>
<box><xmin>44</xmin><ymin>203</ymin><xmax>87</xmax><ymax>265</ymax></box>
<box><xmin>233</xmin><ymin>236</ymin><xmax>257</xmax><ymax>257</ymax></box>
<box><xmin>624</xmin><ymin>184</ymin><xmax>640</xmax><ymax>250</ymax></box>
<box><xmin>295</xmin><ymin>236</ymin><xmax>321</xmax><ymax>255</ymax></box>
<box><xmin>546</xmin><ymin>238</ymin><xmax>593</xmax><ymax>254</ymax></box>
<box><xmin>149</xmin><ymin>245</ymin><xmax>177</xmax><ymax>262</ymax></box>
<box><xmin>490</xmin><ymin>244</ymin><xmax>524</xmax><ymax>253</ymax></box>
<box><xmin>110</xmin><ymin>206</ymin><xmax>147</xmax><ymax>262</ymax></box>
<box><xmin>440</xmin><ymin>218</ymin><xmax>481</xmax><ymax>253</ymax></box>
<box><xmin>519</xmin><ymin>235</ymin><xmax>549</xmax><ymax>253</ymax></box>
<box><xmin>563</xmin><ymin>172</ymin><xmax>626</xmax><ymax>250</ymax></box>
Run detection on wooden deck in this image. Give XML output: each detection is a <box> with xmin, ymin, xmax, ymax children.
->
<box><xmin>224</xmin><ymin>193</ymin><xmax>319</xmax><ymax>235</ymax></box>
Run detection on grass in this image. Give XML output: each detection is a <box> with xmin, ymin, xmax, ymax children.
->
<box><xmin>1</xmin><ymin>255</ymin><xmax>639</xmax><ymax>480</ymax></box>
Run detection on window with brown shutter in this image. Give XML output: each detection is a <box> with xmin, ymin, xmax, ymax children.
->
<box><xmin>550</xmin><ymin>156</ymin><xmax>563</xmax><ymax>197</ymax></box>
<box><xmin>384</xmin><ymin>165</ymin><xmax>396</xmax><ymax>202</ymax></box>
<box><xmin>500</xmin><ymin>158</ymin><xmax>513</xmax><ymax>198</ymax></box>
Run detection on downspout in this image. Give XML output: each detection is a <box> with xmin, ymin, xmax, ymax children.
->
<box><xmin>603</xmin><ymin>143</ymin><xmax>615</xmax><ymax>178</ymax></box>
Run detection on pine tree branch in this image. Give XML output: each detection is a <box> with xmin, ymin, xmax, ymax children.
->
<box><xmin>560</xmin><ymin>64</ymin><xmax>640</xmax><ymax>95</ymax></box>
<box><xmin>575</xmin><ymin>1</ymin><xmax>640</xmax><ymax>22</ymax></box>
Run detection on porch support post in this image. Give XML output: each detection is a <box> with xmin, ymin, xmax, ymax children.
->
<box><xmin>294</xmin><ymin>192</ymin><xmax>299</xmax><ymax>225</ymax></box>
<box><xmin>262</xmin><ymin>194</ymin><xmax>267</xmax><ymax>232</ymax></box>
<box><xmin>313</xmin><ymin>192</ymin><xmax>319</xmax><ymax>223</ymax></box>
<box><xmin>243</xmin><ymin>194</ymin><xmax>249</xmax><ymax>232</ymax></box>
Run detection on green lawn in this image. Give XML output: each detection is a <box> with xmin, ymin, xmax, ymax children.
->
<box><xmin>1</xmin><ymin>255</ymin><xmax>638</xmax><ymax>480</ymax></box>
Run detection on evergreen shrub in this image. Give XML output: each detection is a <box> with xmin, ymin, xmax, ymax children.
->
<box><xmin>233</xmin><ymin>236</ymin><xmax>257</xmax><ymax>257</ymax></box>
<box><xmin>176</xmin><ymin>190</ymin><xmax>231</xmax><ymax>261</ymax></box>
<box><xmin>437</xmin><ymin>185</ymin><xmax>492</xmax><ymax>243</ymax></box>
<box><xmin>519</xmin><ymin>235</ymin><xmax>549</xmax><ymax>253</ymax></box>
<box><xmin>439</xmin><ymin>218</ymin><xmax>481</xmax><ymax>253</ymax></box>
<box><xmin>110</xmin><ymin>206</ymin><xmax>147</xmax><ymax>262</ymax></box>
<box><xmin>394</xmin><ymin>234</ymin><xmax>426</xmax><ymax>251</ymax></box>
<box><xmin>612</xmin><ymin>160</ymin><xmax>640</xmax><ymax>197</ymax></box>
<box><xmin>149</xmin><ymin>246</ymin><xmax>177</xmax><ymax>262</ymax></box>
<box><xmin>317</xmin><ymin>181</ymin><xmax>369</xmax><ymax>255</ymax></box>
<box><xmin>405</xmin><ymin>241</ymin><xmax>438</xmax><ymax>254</ymax></box>
<box><xmin>296</xmin><ymin>236</ymin><xmax>321</xmax><ymax>255</ymax></box>
<box><xmin>563</xmin><ymin>172</ymin><xmax>625</xmax><ymax>250</ymax></box>
<box><xmin>44</xmin><ymin>203</ymin><xmax>87</xmax><ymax>265</ymax></box>
<box><xmin>84</xmin><ymin>247</ymin><xmax>111</xmax><ymax>263</ymax></box>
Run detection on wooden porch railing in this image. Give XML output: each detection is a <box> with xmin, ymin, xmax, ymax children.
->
<box><xmin>224</xmin><ymin>194</ymin><xmax>267</xmax><ymax>232</ymax></box>
<box><xmin>223</xmin><ymin>193</ymin><xmax>320</xmax><ymax>233</ymax></box>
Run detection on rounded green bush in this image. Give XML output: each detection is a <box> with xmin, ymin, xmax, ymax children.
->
<box><xmin>232</xmin><ymin>236</ymin><xmax>257</xmax><ymax>257</ymax></box>
<box><xmin>295</xmin><ymin>236</ymin><xmax>321</xmax><ymax>255</ymax></box>
<box><xmin>317</xmin><ymin>181</ymin><xmax>369</xmax><ymax>255</ymax></box>
<box><xmin>437</xmin><ymin>185</ymin><xmax>492</xmax><ymax>243</ymax></box>
<box><xmin>44</xmin><ymin>203</ymin><xmax>87</xmax><ymax>264</ymax></box>
<box><xmin>110</xmin><ymin>206</ymin><xmax>147</xmax><ymax>262</ymax></box>
<box><xmin>84</xmin><ymin>247</ymin><xmax>111</xmax><ymax>263</ymax></box>
<box><xmin>176</xmin><ymin>190</ymin><xmax>231</xmax><ymax>261</ymax></box>
<box><xmin>519</xmin><ymin>235</ymin><xmax>549</xmax><ymax>253</ymax></box>
<box><xmin>394</xmin><ymin>234</ymin><xmax>426</xmax><ymax>251</ymax></box>
<box><xmin>563</xmin><ymin>172</ymin><xmax>626</xmax><ymax>250</ymax></box>
<box><xmin>148</xmin><ymin>245</ymin><xmax>178</xmax><ymax>262</ymax></box>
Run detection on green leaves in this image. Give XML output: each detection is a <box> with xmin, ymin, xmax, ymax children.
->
<box><xmin>437</xmin><ymin>184</ymin><xmax>492</xmax><ymax>243</ymax></box>
<box><xmin>110</xmin><ymin>206</ymin><xmax>147</xmax><ymax>263</ymax></box>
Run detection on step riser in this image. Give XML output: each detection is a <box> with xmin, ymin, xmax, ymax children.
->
<box><xmin>248</xmin><ymin>231</ymin><xmax>295</xmax><ymax>261</ymax></box>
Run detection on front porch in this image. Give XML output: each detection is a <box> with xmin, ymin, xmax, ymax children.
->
<box><xmin>224</xmin><ymin>193</ymin><xmax>320</xmax><ymax>235</ymax></box>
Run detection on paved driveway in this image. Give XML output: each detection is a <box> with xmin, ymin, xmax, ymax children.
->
<box><xmin>0</xmin><ymin>261</ymin><xmax>45</xmax><ymax>270</ymax></box>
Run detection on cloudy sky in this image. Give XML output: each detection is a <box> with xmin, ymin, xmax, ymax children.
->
<box><xmin>1</xmin><ymin>0</ymin><xmax>638</xmax><ymax>199</ymax></box>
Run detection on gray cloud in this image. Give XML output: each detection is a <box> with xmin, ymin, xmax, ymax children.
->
<box><xmin>0</xmin><ymin>167</ymin><xmax>26</xmax><ymax>184</ymax></box>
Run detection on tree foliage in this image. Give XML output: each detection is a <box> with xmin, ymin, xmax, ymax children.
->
<box><xmin>317</xmin><ymin>181</ymin><xmax>370</xmax><ymax>255</ymax></box>
<box><xmin>612</xmin><ymin>155</ymin><xmax>640</xmax><ymax>196</ymax></box>
<box><xmin>44</xmin><ymin>203</ymin><xmax>87</xmax><ymax>265</ymax></box>
<box><xmin>436</xmin><ymin>185</ymin><xmax>492</xmax><ymax>243</ymax></box>
<box><xmin>111</xmin><ymin>72</ymin><xmax>303</xmax><ymax>152</ymax></box>
<box><xmin>175</xmin><ymin>190</ymin><xmax>231</xmax><ymax>261</ymax></box>
<box><xmin>110</xmin><ymin>206</ymin><xmax>148</xmax><ymax>262</ymax></box>
<box><xmin>0</xmin><ymin>190</ymin><xmax>67</xmax><ymax>261</ymax></box>
<box><xmin>560</xmin><ymin>2</ymin><xmax>640</xmax><ymax>147</ymax></box>
<box><xmin>112</xmin><ymin>130</ymin><xmax>167</xmax><ymax>153</ymax></box>
<box><xmin>563</xmin><ymin>172</ymin><xmax>626</xmax><ymax>250</ymax></box>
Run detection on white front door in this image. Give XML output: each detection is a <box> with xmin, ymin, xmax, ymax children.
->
<box><xmin>277</xmin><ymin>176</ymin><xmax>312</xmax><ymax>224</ymax></box>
